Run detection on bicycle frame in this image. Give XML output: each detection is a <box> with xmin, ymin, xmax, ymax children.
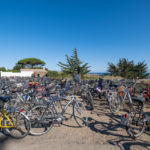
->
<box><xmin>61</xmin><ymin>95</ymin><xmax>76</xmax><ymax>115</ymax></box>
<box><xmin>0</xmin><ymin>108</ymin><xmax>16</xmax><ymax>128</ymax></box>
<box><xmin>119</xmin><ymin>89</ymin><xmax>133</xmax><ymax>104</ymax></box>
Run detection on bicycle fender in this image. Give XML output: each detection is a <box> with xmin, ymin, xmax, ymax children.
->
<box><xmin>20</xmin><ymin>112</ymin><xmax>30</xmax><ymax>121</ymax></box>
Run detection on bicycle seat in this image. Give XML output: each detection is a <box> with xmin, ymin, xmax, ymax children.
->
<box><xmin>132</xmin><ymin>97</ymin><xmax>145</xmax><ymax>103</ymax></box>
<box><xmin>0</xmin><ymin>96</ymin><xmax>12</xmax><ymax>102</ymax></box>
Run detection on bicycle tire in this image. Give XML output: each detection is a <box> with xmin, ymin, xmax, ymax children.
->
<box><xmin>27</xmin><ymin>105</ymin><xmax>54</xmax><ymax>136</ymax></box>
<box><xmin>108</xmin><ymin>94</ymin><xmax>120</xmax><ymax>114</ymax></box>
<box><xmin>3</xmin><ymin>112</ymin><xmax>30</xmax><ymax>139</ymax></box>
<box><xmin>126</xmin><ymin>112</ymin><xmax>145</xmax><ymax>138</ymax></box>
<box><xmin>73</xmin><ymin>101</ymin><xmax>88</xmax><ymax>127</ymax></box>
<box><xmin>87</xmin><ymin>92</ymin><xmax>94</xmax><ymax>110</ymax></box>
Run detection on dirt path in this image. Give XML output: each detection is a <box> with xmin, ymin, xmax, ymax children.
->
<box><xmin>0</xmin><ymin>99</ymin><xmax>150</xmax><ymax>150</ymax></box>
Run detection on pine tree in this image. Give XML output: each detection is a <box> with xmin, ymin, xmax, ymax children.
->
<box><xmin>16</xmin><ymin>58</ymin><xmax>45</xmax><ymax>68</ymax></box>
<box><xmin>58</xmin><ymin>48</ymin><xmax>91</xmax><ymax>78</ymax></box>
<box><xmin>108</xmin><ymin>58</ymin><xmax>148</xmax><ymax>79</ymax></box>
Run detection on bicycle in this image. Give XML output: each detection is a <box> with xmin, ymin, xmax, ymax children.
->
<box><xmin>121</xmin><ymin>97</ymin><xmax>147</xmax><ymax>138</ymax></box>
<box><xmin>27</xmin><ymin>94</ymin><xmax>88</xmax><ymax>136</ymax></box>
<box><xmin>0</xmin><ymin>96</ymin><xmax>30</xmax><ymax>138</ymax></box>
<box><xmin>108</xmin><ymin>81</ymin><xmax>136</xmax><ymax>114</ymax></box>
<box><xmin>80</xmin><ymin>83</ymin><xmax>94</xmax><ymax>110</ymax></box>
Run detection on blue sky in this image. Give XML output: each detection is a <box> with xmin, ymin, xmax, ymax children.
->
<box><xmin>0</xmin><ymin>0</ymin><xmax>150</xmax><ymax>72</ymax></box>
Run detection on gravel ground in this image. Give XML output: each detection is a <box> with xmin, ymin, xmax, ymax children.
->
<box><xmin>0</xmin><ymin>98</ymin><xmax>150</xmax><ymax>150</ymax></box>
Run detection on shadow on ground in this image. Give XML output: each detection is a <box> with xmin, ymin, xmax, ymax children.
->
<box><xmin>88</xmin><ymin>117</ymin><xmax>128</xmax><ymax>138</ymax></box>
<box><xmin>0</xmin><ymin>133</ymin><xmax>10</xmax><ymax>150</ymax></box>
<box><xmin>108</xmin><ymin>138</ymin><xmax>150</xmax><ymax>150</ymax></box>
<box><xmin>88</xmin><ymin>98</ymin><xmax>150</xmax><ymax>150</ymax></box>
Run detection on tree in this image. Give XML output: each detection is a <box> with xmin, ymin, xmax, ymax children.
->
<box><xmin>16</xmin><ymin>58</ymin><xmax>46</xmax><ymax>68</ymax></box>
<box><xmin>13</xmin><ymin>64</ymin><xmax>22</xmax><ymax>71</ymax></box>
<box><xmin>58</xmin><ymin>48</ymin><xmax>91</xmax><ymax>78</ymax></box>
<box><xmin>108</xmin><ymin>58</ymin><xmax>148</xmax><ymax>79</ymax></box>
<box><xmin>0</xmin><ymin>67</ymin><xmax>6</xmax><ymax>71</ymax></box>
<box><xmin>47</xmin><ymin>70</ymin><xmax>59</xmax><ymax>78</ymax></box>
<box><xmin>133</xmin><ymin>61</ymin><xmax>149</xmax><ymax>79</ymax></box>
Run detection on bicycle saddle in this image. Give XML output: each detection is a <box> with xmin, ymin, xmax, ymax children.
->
<box><xmin>0</xmin><ymin>96</ymin><xmax>12</xmax><ymax>102</ymax></box>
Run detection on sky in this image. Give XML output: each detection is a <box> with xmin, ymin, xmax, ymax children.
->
<box><xmin>0</xmin><ymin>0</ymin><xmax>150</xmax><ymax>72</ymax></box>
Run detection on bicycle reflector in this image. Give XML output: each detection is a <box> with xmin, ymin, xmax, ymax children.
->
<box><xmin>124</xmin><ymin>114</ymin><xmax>128</xmax><ymax>119</ymax></box>
<box><xmin>20</xmin><ymin>108</ymin><xmax>24</xmax><ymax>112</ymax></box>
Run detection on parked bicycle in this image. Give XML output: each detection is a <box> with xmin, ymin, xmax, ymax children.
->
<box><xmin>0</xmin><ymin>96</ymin><xmax>30</xmax><ymax>138</ymax></box>
<box><xmin>27</xmin><ymin>94</ymin><xmax>88</xmax><ymax>136</ymax></box>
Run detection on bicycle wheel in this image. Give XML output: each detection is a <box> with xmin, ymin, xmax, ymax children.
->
<box><xmin>27</xmin><ymin>105</ymin><xmax>54</xmax><ymax>136</ymax></box>
<box><xmin>108</xmin><ymin>93</ymin><xmax>120</xmax><ymax>114</ymax></box>
<box><xmin>73</xmin><ymin>101</ymin><xmax>88</xmax><ymax>127</ymax></box>
<box><xmin>86</xmin><ymin>92</ymin><xmax>94</xmax><ymax>110</ymax></box>
<box><xmin>3</xmin><ymin>111</ymin><xmax>30</xmax><ymax>139</ymax></box>
<box><xmin>126</xmin><ymin>112</ymin><xmax>145</xmax><ymax>138</ymax></box>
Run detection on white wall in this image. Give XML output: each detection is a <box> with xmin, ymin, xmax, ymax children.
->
<box><xmin>0</xmin><ymin>71</ymin><xmax>34</xmax><ymax>77</ymax></box>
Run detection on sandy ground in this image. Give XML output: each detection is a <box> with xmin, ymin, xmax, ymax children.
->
<box><xmin>0</xmin><ymin>98</ymin><xmax>150</xmax><ymax>150</ymax></box>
